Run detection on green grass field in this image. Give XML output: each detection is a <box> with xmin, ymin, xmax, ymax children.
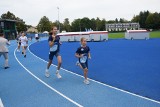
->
<box><xmin>108</xmin><ymin>31</ymin><xmax>160</xmax><ymax>39</ymax></box>
<box><xmin>108</xmin><ymin>32</ymin><xmax>125</xmax><ymax>39</ymax></box>
<box><xmin>149</xmin><ymin>31</ymin><xmax>160</xmax><ymax>38</ymax></box>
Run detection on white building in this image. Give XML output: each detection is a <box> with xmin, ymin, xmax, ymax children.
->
<box><xmin>27</xmin><ymin>26</ymin><xmax>38</xmax><ymax>33</ymax></box>
<box><xmin>106</xmin><ymin>23</ymin><xmax>140</xmax><ymax>31</ymax></box>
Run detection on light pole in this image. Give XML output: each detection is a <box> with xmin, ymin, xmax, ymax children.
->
<box><xmin>57</xmin><ymin>7</ymin><xmax>60</xmax><ymax>33</ymax></box>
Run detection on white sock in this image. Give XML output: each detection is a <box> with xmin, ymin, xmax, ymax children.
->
<box><xmin>56</xmin><ymin>70</ymin><xmax>59</xmax><ymax>74</ymax></box>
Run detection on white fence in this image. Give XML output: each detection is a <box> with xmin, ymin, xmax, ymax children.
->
<box><xmin>57</xmin><ymin>31</ymin><xmax>108</xmax><ymax>42</ymax></box>
<box><xmin>125</xmin><ymin>30</ymin><xmax>149</xmax><ymax>40</ymax></box>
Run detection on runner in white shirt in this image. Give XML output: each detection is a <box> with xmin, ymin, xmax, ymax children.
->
<box><xmin>16</xmin><ymin>32</ymin><xmax>21</xmax><ymax>52</ymax></box>
<box><xmin>19</xmin><ymin>32</ymin><xmax>28</xmax><ymax>58</ymax></box>
<box><xmin>35</xmin><ymin>33</ymin><xmax>39</xmax><ymax>42</ymax></box>
<box><xmin>0</xmin><ymin>32</ymin><xmax>10</xmax><ymax>69</ymax></box>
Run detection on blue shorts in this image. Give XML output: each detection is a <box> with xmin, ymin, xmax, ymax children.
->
<box><xmin>80</xmin><ymin>61</ymin><xmax>88</xmax><ymax>69</ymax></box>
<box><xmin>49</xmin><ymin>51</ymin><xmax>60</xmax><ymax>60</ymax></box>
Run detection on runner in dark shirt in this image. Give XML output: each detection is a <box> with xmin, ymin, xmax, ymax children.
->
<box><xmin>45</xmin><ymin>26</ymin><xmax>62</xmax><ymax>79</ymax></box>
<box><xmin>75</xmin><ymin>37</ymin><xmax>91</xmax><ymax>85</ymax></box>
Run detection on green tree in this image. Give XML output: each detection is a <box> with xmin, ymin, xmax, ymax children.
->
<box><xmin>1</xmin><ymin>11</ymin><xmax>27</xmax><ymax>32</ymax></box>
<box><xmin>1</xmin><ymin>11</ymin><xmax>16</xmax><ymax>20</ymax></box>
<box><xmin>71</xmin><ymin>17</ymin><xmax>92</xmax><ymax>32</ymax></box>
<box><xmin>71</xmin><ymin>17</ymin><xmax>106</xmax><ymax>31</ymax></box>
<box><xmin>115</xmin><ymin>18</ymin><xmax>118</xmax><ymax>23</ymax></box>
<box><xmin>100</xmin><ymin>18</ymin><xmax>106</xmax><ymax>31</ymax></box>
<box><xmin>131</xmin><ymin>15</ymin><xmax>140</xmax><ymax>22</ymax></box>
<box><xmin>37</xmin><ymin>16</ymin><xmax>51</xmax><ymax>32</ymax></box>
<box><xmin>145</xmin><ymin>12</ymin><xmax>160</xmax><ymax>29</ymax></box>
<box><xmin>16</xmin><ymin>22</ymin><xmax>27</xmax><ymax>32</ymax></box>
<box><xmin>90</xmin><ymin>18</ymin><xmax>96</xmax><ymax>31</ymax></box>
<box><xmin>71</xmin><ymin>19</ymin><xmax>81</xmax><ymax>32</ymax></box>
<box><xmin>106</xmin><ymin>20</ymin><xmax>115</xmax><ymax>24</ymax></box>
<box><xmin>139</xmin><ymin>10</ymin><xmax>150</xmax><ymax>28</ymax></box>
<box><xmin>119</xmin><ymin>18</ymin><xmax>128</xmax><ymax>23</ymax></box>
<box><xmin>95</xmin><ymin>17</ymin><xmax>101</xmax><ymax>31</ymax></box>
<box><xmin>80</xmin><ymin>17</ymin><xmax>92</xmax><ymax>31</ymax></box>
<box><xmin>63</xmin><ymin>18</ymin><xmax>71</xmax><ymax>32</ymax></box>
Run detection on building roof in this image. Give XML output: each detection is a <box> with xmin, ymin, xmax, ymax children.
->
<box><xmin>0</xmin><ymin>19</ymin><xmax>21</xmax><ymax>22</ymax></box>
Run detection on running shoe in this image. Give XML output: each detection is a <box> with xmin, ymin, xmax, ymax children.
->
<box><xmin>56</xmin><ymin>72</ymin><xmax>62</xmax><ymax>79</ymax></box>
<box><xmin>84</xmin><ymin>79</ymin><xmax>90</xmax><ymax>85</ymax></box>
<box><xmin>45</xmin><ymin>69</ymin><xmax>50</xmax><ymax>78</ymax></box>
<box><xmin>4</xmin><ymin>67</ymin><xmax>9</xmax><ymax>69</ymax></box>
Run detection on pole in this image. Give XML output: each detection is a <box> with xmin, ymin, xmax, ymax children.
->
<box><xmin>57</xmin><ymin>7</ymin><xmax>60</xmax><ymax>33</ymax></box>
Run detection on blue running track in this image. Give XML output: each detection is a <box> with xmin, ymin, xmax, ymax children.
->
<box><xmin>30</xmin><ymin>38</ymin><xmax>160</xmax><ymax>102</ymax></box>
<box><xmin>0</xmin><ymin>38</ymin><xmax>160</xmax><ymax>107</ymax></box>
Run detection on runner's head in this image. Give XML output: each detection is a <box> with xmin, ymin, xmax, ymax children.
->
<box><xmin>81</xmin><ymin>37</ymin><xmax>87</xmax><ymax>46</ymax></box>
<box><xmin>22</xmin><ymin>32</ymin><xmax>25</xmax><ymax>36</ymax></box>
<box><xmin>52</xmin><ymin>26</ymin><xmax>58</xmax><ymax>35</ymax></box>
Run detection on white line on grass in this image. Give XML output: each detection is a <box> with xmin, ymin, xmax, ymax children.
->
<box><xmin>28</xmin><ymin>44</ymin><xmax>160</xmax><ymax>104</ymax></box>
<box><xmin>0</xmin><ymin>98</ymin><xmax>4</xmax><ymax>107</ymax></box>
<box><xmin>14</xmin><ymin>48</ymin><xmax>83</xmax><ymax>107</ymax></box>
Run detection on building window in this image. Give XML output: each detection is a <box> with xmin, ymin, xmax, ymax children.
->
<box><xmin>1</xmin><ymin>22</ymin><xmax>4</xmax><ymax>28</ymax></box>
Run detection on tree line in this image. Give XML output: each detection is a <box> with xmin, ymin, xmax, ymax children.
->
<box><xmin>1</xmin><ymin>11</ymin><xmax>160</xmax><ymax>33</ymax></box>
<box><xmin>0</xmin><ymin>11</ymin><xmax>29</xmax><ymax>32</ymax></box>
<box><xmin>132</xmin><ymin>10</ymin><xmax>160</xmax><ymax>30</ymax></box>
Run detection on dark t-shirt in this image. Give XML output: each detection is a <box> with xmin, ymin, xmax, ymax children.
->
<box><xmin>76</xmin><ymin>46</ymin><xmax>90</xmax><ymax>63</ymax></box>
<box><xmin>48</xmin><ymin>35</ymin><xmax>60</xmax><ymax>52</ymax></box>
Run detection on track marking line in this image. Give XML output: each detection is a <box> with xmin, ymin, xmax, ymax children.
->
<box><xmin>28</xmin><ymin>44</ymin><xmax>160</xmax><ymax>104</ymax></box>
<box><xmin>14</xmin><ymin>48</ymin><xmax>83</xmax><ymax>107</ymax></box>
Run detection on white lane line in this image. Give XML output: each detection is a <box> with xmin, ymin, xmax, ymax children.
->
<box><xmin>14</xmin><ymin>48</ymin><xmax>83</xmax><ymax>107</ymax></box>
<box><xmin>0</xmin><ymin>98</ymin><xmax>4</xmax><ymax>107</ymax></box>
<box><xmin>28</xmin><ymin>44</ymin><xmax>160</xmax><ymax>104</ymax></box>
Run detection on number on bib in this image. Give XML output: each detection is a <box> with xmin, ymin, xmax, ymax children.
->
<box><xmin>80</xmin><ymin>56</ymin><xmax>87</xmax><ymax>63</ymax></box>
<box><xmin>50</xmin><ymin>45</ymin><xmax>58</xmax><ymax>51</ymax></box>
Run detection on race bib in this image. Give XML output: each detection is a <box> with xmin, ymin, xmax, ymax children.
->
<box><xmin>50</xmin><ymin>45</ymin><xmax>58</xmax><ymax>52</ymax></box>
<box><xmin>80</xmin><ymin>56</ymin><xmax>87</xmax><ymax>63</ymax></box>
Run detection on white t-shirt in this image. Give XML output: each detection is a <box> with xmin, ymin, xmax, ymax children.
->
<box><xmin>19</xmin><ymin>36</ymin><xmax>28</xmax><ymax>46</ymax></box>
<box><xmin>35</xmin><ymin>34</ymin><xmax>38</xmax><ymax>38</ymax></box>
<box><xmin>0</xmin><ymin>37</ymin><xmax>10</xmax><ymax>52</ymax></box>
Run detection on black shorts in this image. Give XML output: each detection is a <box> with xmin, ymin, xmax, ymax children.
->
<box><xmin>49</xmin><ymin>51</ymin><xmax>60</xmax><ymax>60</ymax></box>
<box><xmin>80</xmin><ymin>61</ymin><xmax>88</xmax><ymax>69</ymax></box>
<box><xmin>19</xmin><ymin>42</ymin><xmax>21</xmax><ymax>45</ymax></box>
<box><xmin>36</xmin><ymin>37</ymin><xmax>39</xmax><ymax>40</ymax></box>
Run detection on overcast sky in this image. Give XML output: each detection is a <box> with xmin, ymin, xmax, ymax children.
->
<box><xmin>0</xmin><ymin>0</ymin><xmax>160</xmax><ymax>26</ymax></box>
